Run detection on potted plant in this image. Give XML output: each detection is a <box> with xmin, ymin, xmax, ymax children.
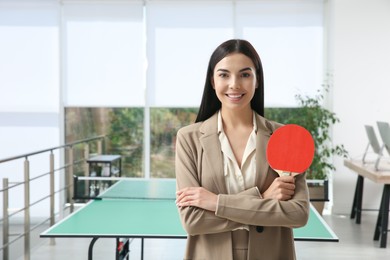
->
<box><xmin>265</xmin><ymin>86</ymin><xmax>348</xmax><ymax>214</ymax></box>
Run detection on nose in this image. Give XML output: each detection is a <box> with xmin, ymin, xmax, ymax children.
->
<box><xmin>229</xmin><ymin>77</ymin><xmax>240</xmax><ymax>89</ymax></box>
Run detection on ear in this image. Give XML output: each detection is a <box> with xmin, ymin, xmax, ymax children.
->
<box><xmin>211</xmin><ymin>77</ymin><xmax>215</xmax><ymax>89</ymax></box>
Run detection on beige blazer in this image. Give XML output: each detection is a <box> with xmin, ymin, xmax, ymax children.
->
<box><xmin>175</xmin><ymin>112</ymin><xmax>310</xmax><ymax>260</ymax></box>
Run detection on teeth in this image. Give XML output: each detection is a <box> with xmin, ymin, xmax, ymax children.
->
<box><xmin>227</xmin><ymin>94</ymin><xmax>243</xmax><ymax>98</ymax></box>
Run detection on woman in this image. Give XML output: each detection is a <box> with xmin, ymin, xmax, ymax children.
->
<box><xmin>175</xmin><ymin>39</ymin><xmax>309</xmax><ymax>260</ymax></box>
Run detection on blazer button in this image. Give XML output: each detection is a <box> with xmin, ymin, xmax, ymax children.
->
<box><xmin>256</xmin><ymin>226</ymin><xmax>264</xmax><ymax>233</ymax></box>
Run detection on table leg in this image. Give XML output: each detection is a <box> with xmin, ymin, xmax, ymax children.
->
<box><xmin>88</xmin><ymin>237</ymin><xmax>99</xmax><ymax>260</ymax></box>
<box><xmin>351</xmin><ymin>176</ymin><xmax>364</xmax><ymax>224</ymax></box>
<box><xmin>374</xmin><ymin>186</ymin><xmax>385</xmax><ymax>241</ymax></box>
<box><xmin>377</xmin><ymin>184</ymin><xmax>390</xmax><ymax>248</ymax></box>
<box><xmin>141</xmin><ymin>238</ymin><xmax>144</xmax><ymax>260</ymax></box>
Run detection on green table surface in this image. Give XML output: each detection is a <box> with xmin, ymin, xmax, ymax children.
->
<box><xmin>41</xmin><ymin>179</ymin><xmax>338</xmax><ymax>241</ymax></box>
<box><xmin>100</xmin><ymin>178</ymin><xmax>176</xmax><ymax>200</ymax></box>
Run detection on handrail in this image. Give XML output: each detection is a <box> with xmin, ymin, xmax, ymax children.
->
<box><xmin>0</xmin><ymin>135</ymin><xmax>106</xmax><ymax>164</ymax></box>
<box><xmin>0</xmin><ymin>135</ymin><xmax>107</xmax><ymax>260</ymax></box>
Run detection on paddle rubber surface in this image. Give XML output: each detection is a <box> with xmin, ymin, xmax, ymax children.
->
<box><xmin>267</xmin><ymin>124</ymin><xmax>315</xmax><ymax>176</ymax></box>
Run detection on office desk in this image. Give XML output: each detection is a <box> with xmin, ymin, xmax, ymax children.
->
<box><xmin>41</xmin><ymin>179</ymin><xmax>338</xmax><ymax>259</ymax></box>
<box><xmin>344</xmin><ymin>159</ymin><xmax>390</xmax><ymax>248</ymax></box>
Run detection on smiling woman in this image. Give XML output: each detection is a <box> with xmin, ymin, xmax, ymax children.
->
<box><xmin>175</xmin><ymin>39</ymin><xmax>310</xmax><ymax>260</ymax></box>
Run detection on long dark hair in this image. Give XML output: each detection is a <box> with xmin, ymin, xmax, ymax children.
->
<box><xmin>195</xmin><ymin>39</ymin><xmax>264</xmax><ymax>123</ymax></box>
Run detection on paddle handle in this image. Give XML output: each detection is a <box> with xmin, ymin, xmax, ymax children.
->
<box><xmin>275</xmin><ymin>170</ymin><xmax>300</xmax><ymax>177</ymax></box>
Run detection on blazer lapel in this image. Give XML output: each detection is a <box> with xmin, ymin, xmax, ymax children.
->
<box><xmin>255</xmin><ymin>115</ymin><xmax>274</xmax><ymax>190</ymax></box>
<box><xmin>199</xmin><ymin>114</ymin><xmax>228</xmax><ymax>194</ymax></box>
<box><xmin>198</xmin><ymin>113</ymin><xmax>277</xmax><ymax>194</ymax></box>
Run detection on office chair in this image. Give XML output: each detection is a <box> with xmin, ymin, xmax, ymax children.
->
<box><xmin>372</xmin><ymin>121</ymin><xmax>390</xmax><ymax>170</ymax></box>
<box><xmin>363</xmin><ymin>125</ymin><xmax>382</xmax><ymax>170</ymax></box>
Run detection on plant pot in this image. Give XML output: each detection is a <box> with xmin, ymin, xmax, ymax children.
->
<box><xmin>307</xmin><ymin>180</ymin><xmax>329</xmax><ymax>215</ymax></box>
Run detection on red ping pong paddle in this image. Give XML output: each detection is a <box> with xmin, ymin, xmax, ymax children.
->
<box><xmin>266</xmin><ymin>124</ymin><xmax>315</xmax><ymax>177</ymax></box>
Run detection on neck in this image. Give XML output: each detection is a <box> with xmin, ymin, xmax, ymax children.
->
<box><xmin>220</xmin><ymin>107</ymin><xmax>253</xmax><ymax>128</ymax></box>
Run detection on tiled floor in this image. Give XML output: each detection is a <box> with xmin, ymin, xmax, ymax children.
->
<box><xmin>5</xmin><ymin>211</ymin><xmax>390</xmax><ymax>260</ymax></box>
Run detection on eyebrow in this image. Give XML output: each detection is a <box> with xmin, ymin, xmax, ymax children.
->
<box><xmin>216</xmin><ymin>67</ymin><xmax>253</xmax><ymax>73</ymax></box>
<box><xmin>239</xmin><ymin>67</ymin><xmax>252</xmax><ymax>72</ymax></box>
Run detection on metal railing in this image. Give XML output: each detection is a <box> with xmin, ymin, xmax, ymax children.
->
<box><xmin>0</xmin><ymin>135</ymin><xmax>106</xmax><ymax>260</ymax></box>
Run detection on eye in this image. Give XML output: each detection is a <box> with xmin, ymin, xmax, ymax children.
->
<box><xmin>241</xmin><ymin>72</ymin><xmax>251</xmax><ymax>78</ymax></box>
<box><xmin>218</xmin><ymin>73</ymin><xmax>229</xmax><ymax>78</ymax></box>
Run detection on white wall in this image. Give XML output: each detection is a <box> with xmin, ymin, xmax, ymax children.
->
<box><xmin>328</xmin><ymin>0</ymin><xmax>390</xmax><ymax>214</ymax></box>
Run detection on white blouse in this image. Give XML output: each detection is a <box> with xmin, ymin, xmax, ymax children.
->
<box><xmin>217</xmin><ymin>110</ymin><xmax>257</xmax><ymax>195</ymax></box>
<box><xmin>217</xmin><ymin>111</ymin><xmax>258</xmax><ymax>230</ymax></box>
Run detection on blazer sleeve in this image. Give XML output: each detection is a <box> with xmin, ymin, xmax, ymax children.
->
<box><xmin>215</xmin><ymin>171</ymin><xmax>310</xmax><ymax>228</ymax></box>
<box><xmin>176</xmin><ymin>118</ymin><xmax>310</xmax><ymax>234</ymax></box>
<box><xmin>176</xmin><ymin>128</ymin><xmax>250</xmax><ymax>236</ymax></box>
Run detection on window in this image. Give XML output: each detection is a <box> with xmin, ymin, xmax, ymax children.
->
<box><xmin>61</xmin><ymin>0</ymin><xmax>324</xmax><ymax>178</ymax></box>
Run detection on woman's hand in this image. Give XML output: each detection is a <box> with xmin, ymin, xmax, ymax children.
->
<box><xmin>176</xmin><ymin>187</ymin><xmax>218</xmax><ymax>212</ymax></box>
<box><xmin>261</xmin><ymin>176</ymin><xmax>296</xmax><ymax>201</ymax></box>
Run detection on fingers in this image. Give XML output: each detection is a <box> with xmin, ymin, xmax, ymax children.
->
<box><xmin>272</xmin><ymin>177</ymin><xmax>296</xmax><ymax>191</ymax></box>
<box><xmin>176</xmin><ymin>187</ymin><xmax>217</xmax><ymax>212</ymax></box>
<box><xmin>176</xmin><ymin>187</ymin><xmax>198</xmax><ymax>207</ymax></box>
<box><xmin>262</xmin><ymin>176</ymin><xmax>296</xmax><ymax>201</ymax></box>
<box><xmin>277</xmin><ymin>175</ymin><xmax>295</xmax><ymax>184</ymax></box>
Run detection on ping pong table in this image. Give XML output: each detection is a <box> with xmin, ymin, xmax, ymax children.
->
<box><xmin>40</xmin><ymin>178</ymin><xmax>338</xmax><ymax>260</ymax></box>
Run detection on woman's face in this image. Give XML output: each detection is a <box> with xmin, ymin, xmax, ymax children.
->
<box><xmin>212</xmin><ymin>53</ymin><xmax>257</xmax><ymax>112</ymax></box>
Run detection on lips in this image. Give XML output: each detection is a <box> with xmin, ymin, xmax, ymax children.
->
<box><xmin>226</xmin><ymin>93</ymin><xmax>244</xmax><ymax>100</ymax></box>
